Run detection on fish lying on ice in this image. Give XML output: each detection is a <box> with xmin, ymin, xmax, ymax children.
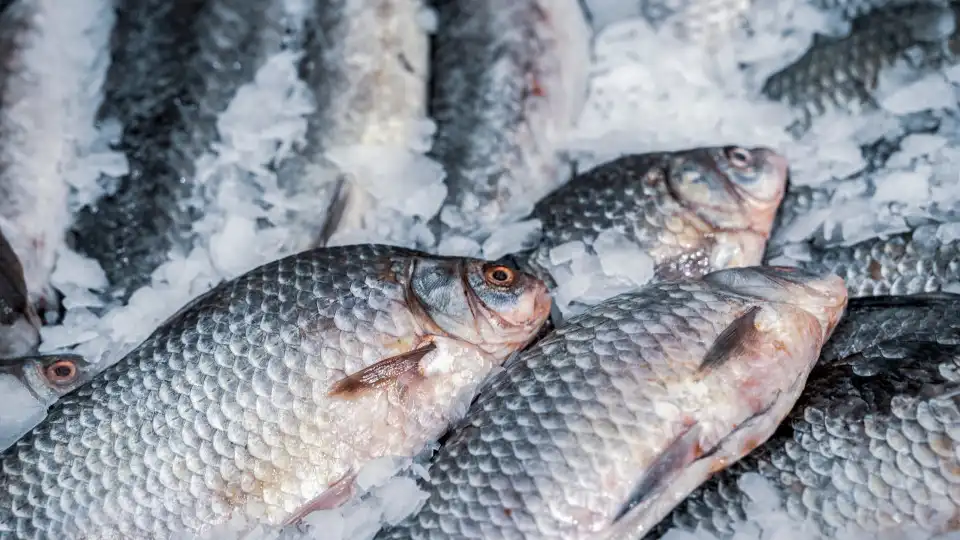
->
<box><xmin>649</xmin><ymin>293</ymin><xmax>960</xmax><ymax>539</ymax></box>
<box><xmin>772</xmin><ymin>223</ymin><xmax>960</xmax><ymax>297</ymax></box>
<box><xmin>375</xmin><ymin>265</ymin><xmax>848</xmax><ymax>540</ymax></box>
<box><xmin>0</xmin><ymin>244</ymin><xmax>550</xmax><ymax>538</ymax></box>
<box><xmin>0</xmin><ymin>352</ymin><xmax>93</xmax><ymax>452</ymax></box>
<box><xmin>427</xmin><ymin>0</ymin><xmax>592</xmax><ymax>245</ymax></box>
<box><xmin>513</xmin><ymin>146</ymin><xmax>789</xmax><ymax>291</ymax></box>
<box><xmin>271</xmin><ymin>0</ymin><xmax>431</xmax><ymax>247</ymax></box>
<box><xmin>68</xmin><ymin>0</ymin><xmax>296</xmax><ymax>302</ymax></box>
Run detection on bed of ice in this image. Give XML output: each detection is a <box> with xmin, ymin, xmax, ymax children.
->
<box><xmin>18</xmin><ymin>0</ymin><xmax>960</xmax><ymax>537</ymax></box>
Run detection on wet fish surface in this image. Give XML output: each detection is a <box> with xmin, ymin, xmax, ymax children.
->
<box><xmin>427</xmin><ymin>0</ymin><xmax>592</xmax><ymax>244</ymax></box>
<box><xmin>648</xmin><ymin>294</ymin><xmax>960</xmax><ymax>539</ymax></box>
<box><xmin>0</xmin><ymin>244</ymin><xmax>551</xmax><ymax>538</ymax></box>
<box><xmin>68</xmin><ymin>0</ymin><xmax>292</xmax><ymax>302</ymax></box>
<box><xmin>272</xmin><ymin>0</ymin><xmax>431</xmax><ymax>246</ymax></box>
<box><xmin>375</xmin><ymin>265</ymin><xmax>848</xmax><ymax>540</ymax></box>
<box><xmin>773</xmin><ymin>224</ymin><xmax>960</xmax><ymax>297</ymax></box>
<box><xmin>515</xmin><ymin>146</ymin><xmax>789</xmax><ymax>287</ymax></box>
<box><xmin>0</xmin><ymin>353</ymin><xmax>93</xmax><ymax>452</ymax></box>
<box><xmin>762</xmin><ymin>1</ymin><xmax>959</xmax><ymax>132</ymax></box>
<box><xmin>0</xmin><ymin>0</ymin><xmax>84</xmax><ymax>316</ymax></box>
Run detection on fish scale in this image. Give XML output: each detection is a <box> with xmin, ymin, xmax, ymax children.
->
<box><xmin>0</xmin><ymin>244</ymin><xmax>550</xmax><ymax>538</ymax></box>
<box><xmin>648</xmin><ymin>321</ymin><xmax>960</xmax><ymax>539</ymax></box>
<box><xmin>375</xmin><ymin>266</ymin><xmax>847</xmax><ymax>539</ymax></box>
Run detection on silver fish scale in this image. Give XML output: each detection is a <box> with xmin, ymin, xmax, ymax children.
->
<box><xmin>795</xmin><ymin>228</ymin><xmax>960</xmax><ymax>298</ymax></box>
<box><xmin>0</xmin><ymin>244</ymin><xmax>434</xmax><ymax>539</ymax></box>
<box><xmin>648</xmin><ymin>341</ymin><xmax>960</xmax><ymax>539</ymax></box>
<box><xmin>376</xmin><ymin>282</ymin><xmax>749</xmax><ymax>540</ymax></box>
<box><xmin>523</xmin><ymin>155</ymin><xmax>713</xmax><ymax>283</ymax></box>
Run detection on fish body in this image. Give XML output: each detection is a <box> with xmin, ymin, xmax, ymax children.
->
<box><xmin>778</xmin><ymin>224</ymin><xmax>960</xmax><ymax>297</ymax></box>
<box><xmin>376</xmin><ymin>265</ymin><xmax>848</xmax><ymax>540</ymax></box>
<box><xmin>68</xmin><ymin>0</ymin><xmax>291</xmax><ymax>301</ymax></box>
<box><xmin>273</xmin><ymin>0</ymin><xmax>431</xmax><ymax>246</ymax></box>
<box><xmin>649</xmin><ymin>294</ymin><xmax>960</xmax><ymax>539</ymax></box>
<box><xmin>517</xmin><ymin>146</ymin><xmax>788</xmax><ymax>288</ymax></box>
<box><xmin>0</xmin><ymin>244</ymin><xmax>550</xmax><ymax>538</ymax></box>
<box><xmin>762</xmin><ymin>2</ymin><xmax>959</xmax><ymax>131</ymax></box>
<box><xmin>427</xmin><ymin>0</ymin><xmax>592</xmax><ymax>244</ymax></box>
<box><xmin>0</xmin><ymin>0</ymin><xmax>83</xmax><ymax>315</ymax></box>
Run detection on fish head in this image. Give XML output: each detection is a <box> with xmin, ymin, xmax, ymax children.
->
<box><xmin>666</xmin><ymin>146</ymin><xmax>788</xmax><ymax>254</ymax></box>
<box><xmin>409</xmin><ymin>257</ymin><xmax>551</xmax><ymax>360</ymax></box>
<box><xmin>704</xmin><ymin>265</ymin><xmax>848</xmax><ymax>343</ymax></box>
<box><xmin>0</xmin><ymin>353</ymin><xmax>96</xmax><ymax>402</ymax></box>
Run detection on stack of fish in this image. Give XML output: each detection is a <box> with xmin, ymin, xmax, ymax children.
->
<box><xmin>0</xmin><ymin>0</ymin><xmax>957</xmax><ymax>538</ymax></box>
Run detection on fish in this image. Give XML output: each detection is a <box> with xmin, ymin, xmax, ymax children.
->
<box><xmin>0</xmin><ymin>227</ymin><xmax>40</xmax><ymax>357</ymax></box>
<box><xmin>648</xmin><ymin>294</ymin><xmax>960</xmax><ymax>539</ymax></box>
<box><xmin>773</xmin><ymin>224</ymin><xmax>960</xmax><ymax>297</ymax></box>
<box><xmin>271</xmin><ymin>0</ymin><xmax>431</xmax><ymax>247</ymax></box>
<box><xmin>0</xmin><ymin>244</ymin><xmax>551</xmax><ymax>538</ymax></box>
<box><xmin>0</xmin><ymin>0</ymin><xmax>92</xmax><ymax>319</ymax></box>
<box><xmin>0</xmin><ymin>353</ymin><xmax>93</xmax><ymax>452</ymax></box>
<box><xmin>514</xmin><ymin>146</ymin><xmax>789</xmax><ymax>289</ymax></box>
<box><xmin>426</xmin><ymin>0</ymin><xmax>592</xmax><ymax>245</ymax></box>
<box><xmin>375</xmin><ymin>265</ymin><xmax>849</xmax><ymax>540</ymax></box>
<box><xmin>67</xmin><ymin>0</ymin><xmax>295</xmax><ymax>302</ymax></box>
<box><xmin>761</xmin><ymin>1</ymin><xmax>959</xmax><ymax>133</ymax></box>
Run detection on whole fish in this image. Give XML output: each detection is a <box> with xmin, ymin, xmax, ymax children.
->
<box><xmin>271</xmin><ymin>0</ymin><xmax>431</xmax><ymax>246</ymax></box>
<box><xmin>516</xmin><ymin>146</ymin><xmax>789</xmax><ymax>288</ymax></box>
<box><xmin>762</xmin><ymin>1</ymin><xmax>959</xmax><ymax>132</ymax></box>
<box><xmin>0</xmin><ymin>244</ymin><xmax>551</xmax><ymax>538</ymax></box>
<box><xmin>774</xmin><ymin>224</ymin><xmax>960</xmax><ymax>297</ymax></box>
<box><xmin>0</xmin><ymin>0</ymin><xmax>96</xmax><ymax>317</ymax></box>
<box><xmin>375</xmin><ymin>265</ymin><xmax>848</xmax><ymax>540</ymax></box>
<box><xmin>0</xmin><ymin>352</ymin><xmax>93</xmax><ymax>452</ymax></box>
<box><xmin>427</xmin><ymin>0</ymin><xmax>592</xmax><ymax>244</ymax></box>
<box><xmin>649</xmin><ymin>294</ymin><xmax>960</xmax><ymax>539</ymax></box>
<box><xmin>0</xmin><ymin>228</ymin><xmax>39</xmax><ymax>357</ymax></box>
<box><xmin>68</xmin><ymin>0</ymin><xmax>293</xmax><ymax>302</ymax></box>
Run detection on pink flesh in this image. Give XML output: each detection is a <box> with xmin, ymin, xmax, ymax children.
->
<box><xmin>283</xmin><ymin>473</ymin><xmax>357</xmax><ymax>526</ymax></box>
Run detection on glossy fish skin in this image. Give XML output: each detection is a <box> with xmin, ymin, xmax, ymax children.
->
<box><xmin>0</xmin><ymin>245</ymin><xmax>551</xmax><ymax>539</ymax></box>
<box><xmin>518</xmin><ymin>146</ymin><xmax>789</xmax><ymax>287</ymax></box>
<box><xmin>428</xmin><ymin>0</ymin><xmax>592</xmax><ymax>243</ymax></box>
<box><xmin>68</xmin><ymin>0</ymin><xmax>290</xmax><ymax>301</ymax></box>
<box><xmin>376</xmin><ymin>266</ymin><xmax>848</xmax><ymax>540</ymax></box>
<box><xmin>762</xmin><ymin>2</ymin><xmax>959</xmax><ymax>131</ymax></box>
<box><xmin>649</xmin><ymin>299</ymin><xmax>960</xmax><ymax>539</ymax></box>
<box><xmin>782</xmin><ymin>225</ymin><xmax>960</xmax><ymax>298</ymax></box>
<box><xmin>273</xmin><ymin>0</ymin><xmax>430</xmax><ymax>245</ymax></box>
<box><xmin>0</xmin><ymin>0</ymin><xmax>77</xmax><ymax>316</ymax></box>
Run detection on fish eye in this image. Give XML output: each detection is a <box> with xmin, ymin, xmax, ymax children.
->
<box><xmin>483</xmin><ymin>265</ymin><xmax>516</xmax><ymax>287</ymax></box>
<box><xmin>724</xmin><ymin>147</ymin><xmax>753</xmax><ymax>169</ymax></box>
<box><xmin>45</xmin><ymin>360</ymin><xmax>77</xmax><ymax>386</ymax></box>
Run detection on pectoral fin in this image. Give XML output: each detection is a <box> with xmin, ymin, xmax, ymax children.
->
<box><xmin>327</xmin><ymin>342</ymin><xmax>437</xmax><ymax>399</ymax></box>
<box><xmin>698</xmin><ymin>306</ymin><xmax>761</xmax><ymax>374</ymax></box>
<box><xmin>283</xmin><ymin>472</ymin><xmax>357</xmax><ymax>526</ymax></box>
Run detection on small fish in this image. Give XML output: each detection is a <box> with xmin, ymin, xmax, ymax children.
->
<box><xmin>0</xmin><ymin>353</ymin><xmax>93</xmax><ymax>452</ymax></box>
<box><xmin>0</xmin><ymin>0</ymin><xmax>93</xmax><ymax>318</ymax></box>
<box><xmin>517</xmin><ymin>146</ymin><xmax>789</xmax><ymax>287</ymax></box>
<box><xmin>0</xmin><ymin>227</ymin><xmax>39</xmax><ymax>357</ymax></box>
<box><xmin>649</xmin><ymin>294</ymin><xmax>960</xmax><ymax>539</ymax></box>
<box><xmin>762</xmin><ymin>1</ymin><xmax>959</xmax><ymax>132</ymax></box>
<box><xmin>427</xmin><ymin>0</ymin><xmax>592</xmax><ymax>244</ymax></box>
<box><xmin>775</xmin><ymin>224</ymin><xmax>960</xmax><ymax>297</ymax></box>
<box><xmin>272</xmin><ymin>0</ymin><xmax>432</xmax><ymax>246</ymax></box>
<box><xmin>375</xmin><ymin>265</ymin><xmax>848</xmax><ymax>540</ymax></box>
<box><xmin>68</xmin><ymin>0</ymin><xmax>295</xmax><ymax>302</ymax></box>
<box><xmin>0</xmin><ymin>244</ymin><xmax>550</xmax><ymax>538</ymax></box>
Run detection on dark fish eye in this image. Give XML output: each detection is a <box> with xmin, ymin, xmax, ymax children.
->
<box><xmin>45</xmin><ymin>360</ymin><xmax>77</xmax><ymax>386</ymax></box>
<box><xmin>483</xmin><ymin>265</ymin><xmax>516</xmax><ymax>287</ymax></box>
<box><xmin>724</xmin><ymin>146</ymin><xmax>753</xmax><ymax>169</ymax></box>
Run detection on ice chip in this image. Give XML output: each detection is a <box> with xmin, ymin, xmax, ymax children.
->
<box><xmin>481</xmin><ymin>219</ymin><xmax>542</xmax><ymax>260</ymax></box>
